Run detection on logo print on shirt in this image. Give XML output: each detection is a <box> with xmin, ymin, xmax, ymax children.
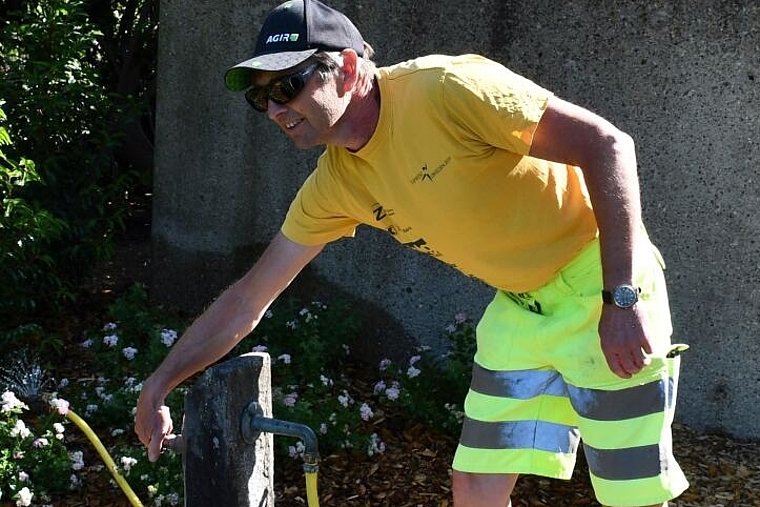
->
<box><xmin>410</xmin><ymin>156</ymin><xmax>452</xmax><ymax>184</ymax></box>
<box><xmin>372</xmin><ymin>204</ymin><xmax>387</xmax><ymax>221</ymax></box>
<box><xmin>371</xmin><ymin>203</ymin><xmax>410</xmax><ymax>237</ymax></box>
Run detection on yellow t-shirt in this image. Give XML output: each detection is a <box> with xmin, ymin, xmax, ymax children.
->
<box><xmin>281</xmin><ymin>54</ymin><xmax>598</xmax><ymax>292</ymax></box>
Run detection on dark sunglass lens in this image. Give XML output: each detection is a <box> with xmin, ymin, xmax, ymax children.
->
<box><xmin>269</xmin><ymin>74</ymin><xmax>304</xmax><ymax>104</ymax></box>
<box><xmin>245</xmin><ymin>87</ymin><xmax>268</xmax><ymax>112</ymax></box>
<box><xmin>246</xmin><ymin>65</ymin><xmax>317</xmax><ymax>111</ymax></box>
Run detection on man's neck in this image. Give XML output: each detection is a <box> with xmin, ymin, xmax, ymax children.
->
<box><xmin>338</xmin><ymin>77</ymin><xmax>381</xmax><ymax>152</ymax></box>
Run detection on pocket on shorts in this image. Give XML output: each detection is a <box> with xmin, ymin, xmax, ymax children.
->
<box><xmin>474</xmin><ymin>291</ymin><xmax>544</xmax><ymax>370</ymax></box>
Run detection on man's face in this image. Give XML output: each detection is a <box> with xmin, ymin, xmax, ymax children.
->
<box><xmin>252</xmin><ymin>61</ymin><xmax>350</xmax><ymax>150</ymax></box>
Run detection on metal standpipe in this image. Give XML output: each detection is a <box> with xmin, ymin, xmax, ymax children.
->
<box><xmin>241</xmin><ymin>400</ymin><xmax>320</xmax><ymax>472</ymax></box>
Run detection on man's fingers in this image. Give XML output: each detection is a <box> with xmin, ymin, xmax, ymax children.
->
<box><xmin>145</xmin><ymin>406</ymin><xmax>173</xmax><ymax>462</ymax></box>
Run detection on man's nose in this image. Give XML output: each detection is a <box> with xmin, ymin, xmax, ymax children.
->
<box><xmin>267</xmin><ymin>99</ymin><xmax>288</xmax><ymax>120</ymax></box>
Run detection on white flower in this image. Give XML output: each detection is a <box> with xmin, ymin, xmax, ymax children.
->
<box><xmin>32</xmin><ymin>437</ymin><xmax>49</xmax><ymax>448</ymax></box>
<box><xmin>70</xmin><ymin>451</ymin><xmax>85</xmax><ymax>471</ymax></box>
<box><xmin>103</xmin><ymin>334</ymin><xmax>119</xmax><ymax>347</ymax></box>
<box><xmin>320</xmin><ymin>375</ymin><xmax>333</xmax><ymax>387</ymax></box>
<box><xmin>454</xmin><ymin>312</ymin><xmax>468</xmax><ymax>324</ymax></box>
<box><xmin>18</xmin><ymin>471</ymin><xmax>30</xmax><ymax>482</ymax></box>
<box><xmin>120</xmin><ymin>456</ymin><xmax>138</xmax><ymax>472</ymax></box>
<box><xmin>337</xmin><ymin>391</ymin><xmax>353</xmax><ymax>407</ymax></box>
<box><xmin>264</xmin><ymin>309</ymin><xmax>273</xmax><ymax>319</ymax></box>
<box><xmin>319</xmin><ymin>423</ymin><xmax>328</xmax><ymax>435</ymax></box>
<box><xmin>102</xmin><ymin>322</ymin><xmax>118</xmax><ymax>331</ymax></box>
<box><xmin>409</xmin><ymin>355</ymin><xmax>421</xmax><ymax>366</ymax></box>
<box><xmin>251</xmin><ymin>344</ymin><xmax>268</xmax><ymax>353</ymax></box>
<box><xmin>16</xmin><ymin>486</ymin><xmax>33</xmax><ymax>507</ymax></box>
<box><xmin>367</xmin><ymin>433</ymin><xmax>386</xmax><ymax>457</ymax></box>
<box><xmin>283</xmin><ymin>392</ymin><xmax>298</xmax><ymax>408</ymax></box>
<box><xmin>445</xmin><ymin>323</ymin><xmax>457</xmax><ymax>333</ymax></box>
<box><xmin>160</xmin><ymin>329</ymin><xmax>177</xmax><ymax>347</ymax></box>
<box><xmin>80</xmin><ymin>338</ymin><xmax>94</xmax><ymax>349</ymax></box>
<box><xmin>11</xmin><ymin>420</ymin><xmax>31</xmax><ymax>439</ymax></box>
<box><xmin>378</xmin><ymin>359</ymin><xmax>392</xmax><ymax>371</ymax></box>
<box><xmin>359</xmin><ymin>403</ymin><xmax>374</xmax><ymax>421</ymax></box>
<box><xmin>407</xmin><ymin>366</ymin><xmax>421</xmax><ymax>378</ymax></box>
<box><xmin>288</xmin><ymin>441</ymin><xmax>306</xmax><ymax>459</ymax></box>
<box><xmin>277</xmin><ymin>354</ymin><xmax>292</xmax><ymax>364</ymax></box>
<box><xmin>54</xmin><ymin>423</ymin><xmax>65</xmax><ymax>434</ymax></box>
<box><xmin>122</xmin><ymin>347</ymin><xmax>138</xmax><ymax>360</ymax></box>
<box><xmin>373</xmin><ymin>380</ymin><xmax>386</xmax><ymax>395</ymax></box>
<box><xmin>2</xmin><ymin>391</ymin><xmax>27</xmax><ymax>412</ymax></box>
<box><xmin>166</xmin><ymin>492</ymin><xmax>181</xmax><ymax>506</ymax></box>
<box><xmin>385</xmin><ymin>384</ymin><xmax>400</xmax><ymax>401</ymax></box>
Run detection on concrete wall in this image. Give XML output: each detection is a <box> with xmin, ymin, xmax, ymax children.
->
<box><xmin>153</xmin><ymin>0</ymin><xmax>760</xmax><ymax>439</ymax></box>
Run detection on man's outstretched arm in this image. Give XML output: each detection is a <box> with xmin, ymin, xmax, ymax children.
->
<box><xmin>135</xmin><ymin>231</ymin><xmax>325</xmax><ymax>461</ymax></box>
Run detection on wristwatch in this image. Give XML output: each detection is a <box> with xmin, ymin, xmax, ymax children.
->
<box><xmin>601</xmin><ymin>284</ymin><xmax>641</xmax><ymax>309</ymax></box>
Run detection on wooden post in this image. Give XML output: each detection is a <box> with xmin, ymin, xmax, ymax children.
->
<box><xmin>182</xmin><ymin>352</ymin><xmax>274</xmax><ymax>507</ymax></box>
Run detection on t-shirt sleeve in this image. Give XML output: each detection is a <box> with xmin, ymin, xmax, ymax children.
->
<box><xmin>280</xmin><ymin>154</ymin><xmax>360</xmax><ymax>246</ymax></box>
<box><xmin>441</xmin><ymin>56</ymin><xmax>553</xmax><ymax>155</ymax></box>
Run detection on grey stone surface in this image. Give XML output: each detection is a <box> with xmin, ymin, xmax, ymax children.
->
<box><xmin>154</xmin><ymin>0</ymin><xmax>760</xmax><ymax>439</ymax></box>
<box><xmin>183</xmin><ymin>353</ymin><xmax>273</xmax><ymax>507</ymax></box>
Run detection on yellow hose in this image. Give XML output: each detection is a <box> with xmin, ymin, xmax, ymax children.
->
<box><xmin>65</xmin><ymin>409</ymin><xmax>145</xmax><ymax>507</ymax></box>
<box><xmin>305</xmin><ymin>470</ymin><xmax>320</xmax><ymax>507</ymax></box>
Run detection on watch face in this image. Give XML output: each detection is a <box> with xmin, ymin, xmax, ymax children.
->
<box><xmin>613</xmin><ymin>285</ymin><xmax>638</xmax><ymax>308</ymax></box>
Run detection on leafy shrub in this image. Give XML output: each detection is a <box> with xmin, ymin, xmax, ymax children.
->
<box><xmin>0</xmin><ymin>0</ymin><xmax>138</xmax><ymax>325</ymax></box>
<box><xmin>0</xmin><ymin>104</ymin><xmax>69</xmax><ymax>320</ymax></box>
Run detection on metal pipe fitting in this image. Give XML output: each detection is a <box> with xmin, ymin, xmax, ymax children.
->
<box><xmin>241</xmin><ymin>401</ymin><xmax>320</xmax><ymax>466</ymax></box>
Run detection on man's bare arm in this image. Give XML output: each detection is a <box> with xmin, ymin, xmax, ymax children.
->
<box><xmin>135</xmin><ymin>231</ymin><xmax>325</xmax><ymax>460</ymax></box>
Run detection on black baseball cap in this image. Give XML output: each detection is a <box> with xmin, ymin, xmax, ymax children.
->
<box><xmin>225</xmin><ymin>0</ymin><xmax>365</xmax><ymax>91</ymax></box>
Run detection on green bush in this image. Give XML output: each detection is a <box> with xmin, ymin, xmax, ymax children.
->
<box><xmin>0</xmin><ymin>105</ymin><xmax>68</xmax><ymax>319</ymax></box>
<box><xmin>0</xmin><ymin>0</ymin><xmax>138</xmax><ymax>325</ymax></box>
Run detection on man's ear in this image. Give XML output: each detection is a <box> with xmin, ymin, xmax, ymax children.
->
<box><xmin>339</xmin><ymin>49</ymin><xmax>359</xmax><ymax>92</ymax></box>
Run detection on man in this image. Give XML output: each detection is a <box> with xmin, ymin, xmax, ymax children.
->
<box><xmin>135</xmin><ymin>1</ymin><xmax>689</xmax><ymax>505</ymax></box>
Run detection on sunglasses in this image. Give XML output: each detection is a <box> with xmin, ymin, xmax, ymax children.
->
<box><xmin>244</xmin><ymin>64</ymin><xmax>320</xmax><ymax>112</ymax></box>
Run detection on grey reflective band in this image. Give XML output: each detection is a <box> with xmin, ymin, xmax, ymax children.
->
<box><xmin>460</xmin><ymin>418</ymin><xmax>580</xmax><ymax>454</ymax></box>
<box><xmin>567</xmin><ymin>378</ymin><xmax>675</xmax><ymax>421</ymax></box>
<box><xmin>583</xmin><ymin>443</ymin><xmax>666</xmax><ymax>481</ymax></box>
<box><xmin>471</xmin><ymin>363</ymin><xmax>675</xmax><ymax>422</ymax></box>
<box><xmin>470</xmin><ymin>363</ymin><xmax>568</xmax><ymax>399</ymax></box>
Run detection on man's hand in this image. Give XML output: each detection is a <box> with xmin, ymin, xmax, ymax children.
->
<box><xmin>135</xmin><ymin>386</ymin><xmax>173</xmax><ymax>462</ymax></box>
<box><xmin>598</xmin><ymin>304</ymin><xmax>653</xmax><ymax>378</ymax></box>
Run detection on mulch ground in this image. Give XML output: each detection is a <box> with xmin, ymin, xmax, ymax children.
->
<box><xmin>44</xmin><ymin>416</ymin><xmax>760</xmax><ymax>507</ymax></box>
<box><xmin>272</xmin><ymin>420</ymin><xmax>760</xmax><ymax>507</ymax></box>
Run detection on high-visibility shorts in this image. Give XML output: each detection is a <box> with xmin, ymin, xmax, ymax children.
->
<box><xmin>452</xmin><ymin>237</ymin><xmax>690</xmax><ymax>507</ymax></box>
